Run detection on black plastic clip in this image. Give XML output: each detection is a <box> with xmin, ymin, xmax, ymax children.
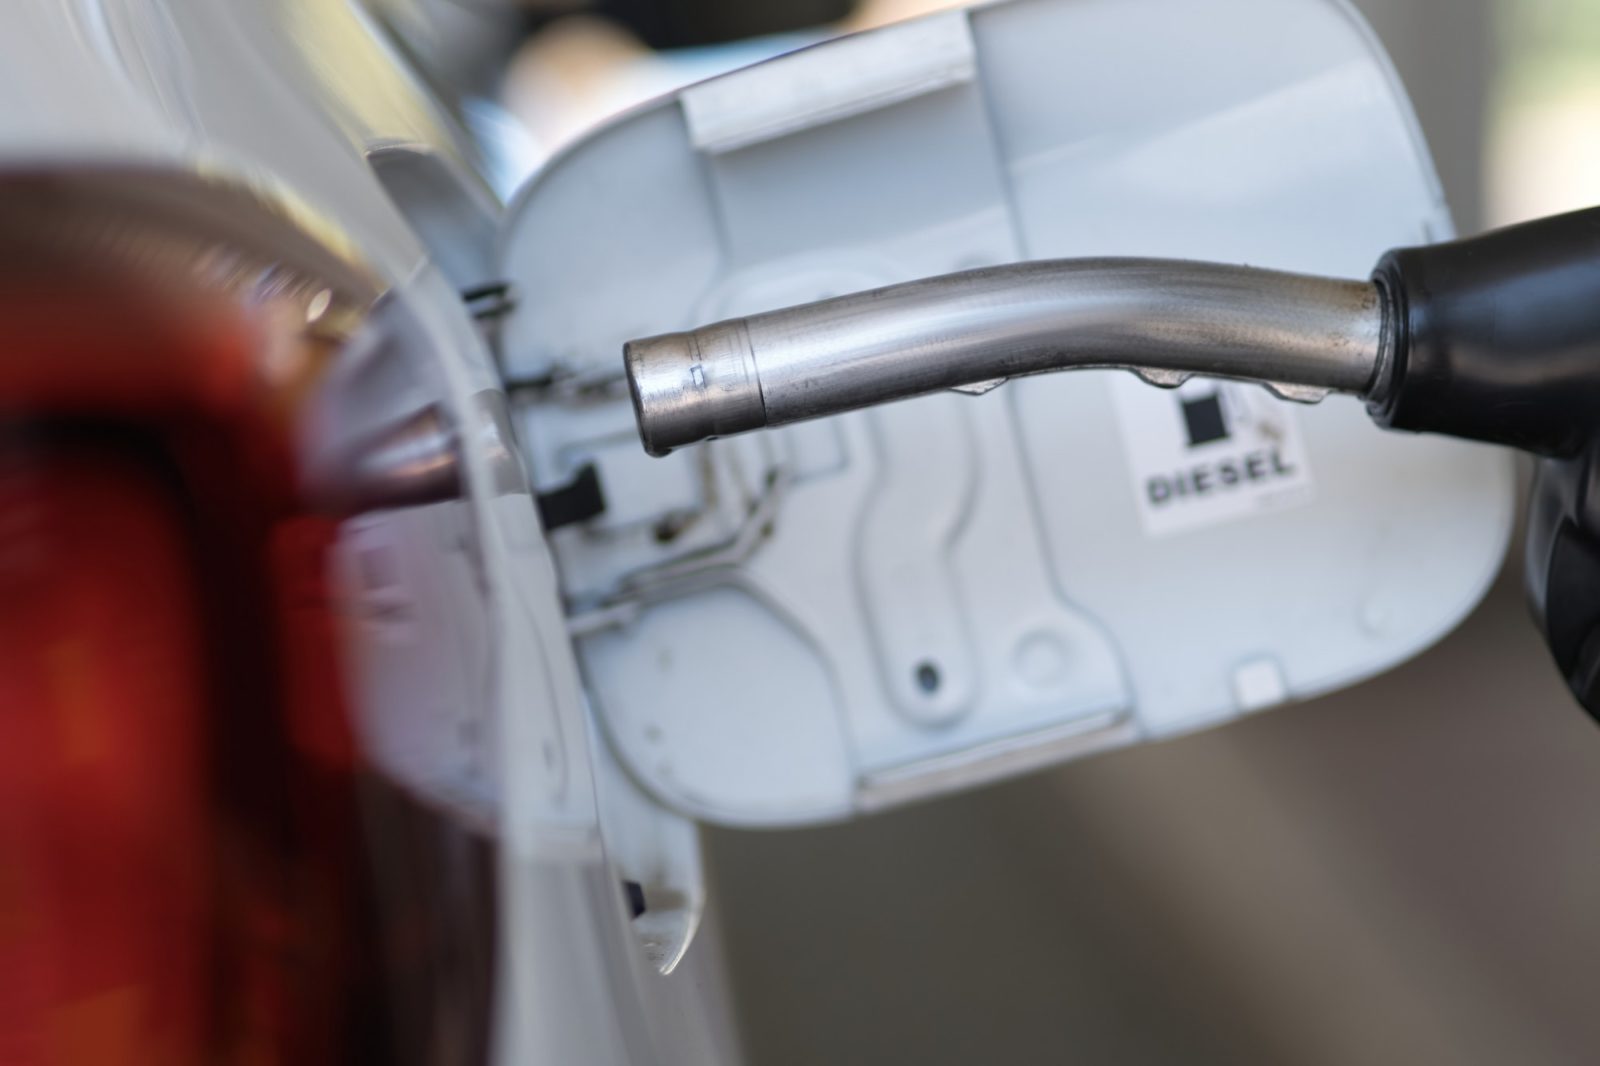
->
<box><xmin>462</xmin><ymin>280</ymin><xmax>516</xmax><ymax>322</ymax></box>
<box><xmin>535</xmin><ymin>462</ymin><xmax>606</xmax><ymax>531</ymax></box>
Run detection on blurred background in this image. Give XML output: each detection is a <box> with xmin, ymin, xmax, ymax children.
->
<box><xmin>383</xmin><ymin>0</ymin><xmax>1600</xmax><ymax>1061</ymax></box>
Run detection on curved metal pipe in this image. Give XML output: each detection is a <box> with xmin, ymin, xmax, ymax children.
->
<box><xmin>625</xmin><ymin>258</ymin><xmax>1387</xmax><ymax>455</ymax></box>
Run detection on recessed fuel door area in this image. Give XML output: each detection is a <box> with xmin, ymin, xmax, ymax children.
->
<box><xmin>500</xmin><ymin>0</ymin><xmax>1512</xmax><ymax>827</ymax></box>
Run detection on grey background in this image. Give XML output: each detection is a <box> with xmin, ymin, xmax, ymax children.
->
<box><xmin>702</xmin><ymin>1</ymin><xmax>1600</xmax><ymax>1061</ymax></box>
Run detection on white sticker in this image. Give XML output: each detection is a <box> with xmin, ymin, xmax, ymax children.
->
<box><xmin>1110</xmin><ymin>375</ymin><xmax>1315</xmax><ymax>538</ymax></box>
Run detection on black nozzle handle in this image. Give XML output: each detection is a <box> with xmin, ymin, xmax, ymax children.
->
<box><xmin>1370</xmin><ymin>206</ymin><xmax>1600</xmax><ymax>457</ymax></box>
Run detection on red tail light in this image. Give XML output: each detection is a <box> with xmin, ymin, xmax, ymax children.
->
<box><xmin>0</xmin><ymin>439</ymin><xmax>213</xmax><ymax>1066</ymax></box>
<box><xmin>0</xmin><ymin>242</ymin><xmax>376</xmax><ymax>1064</ymax></box>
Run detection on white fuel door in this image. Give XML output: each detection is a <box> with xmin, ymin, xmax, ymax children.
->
<box><xmin>499</xmin><ymin>0</ymin><xmax>1513</xmax><ymax>827</ymax></box>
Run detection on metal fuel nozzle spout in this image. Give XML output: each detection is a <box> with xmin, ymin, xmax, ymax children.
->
<box><xmin>624</xmin><ymin>258</ymin><xmax>1389</xmax><ymax>457</ymax></box>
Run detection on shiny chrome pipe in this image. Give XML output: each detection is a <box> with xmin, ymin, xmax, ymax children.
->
<box><xmin>624</xmin><ymin>259</ymin><xmax>1388</xmax><ymax>455</ymax></box>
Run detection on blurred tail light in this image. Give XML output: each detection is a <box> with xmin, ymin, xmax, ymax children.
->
<box><xmin>0</xmin><ymin>173</ymin><xmax>391</xmax><ymax>1066</ymax></box>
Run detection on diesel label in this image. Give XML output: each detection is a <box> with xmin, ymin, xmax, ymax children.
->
<box><xmin>1112</xmin><ymin>376</ymin><xmax>1316</xmax><ymax>537</ymax></box>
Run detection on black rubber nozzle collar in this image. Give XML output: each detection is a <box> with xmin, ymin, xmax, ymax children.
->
<box><xmin>1368</xmin><ymin>206</ymin><xmax>1600</xmax><ymax>458</ymax></box>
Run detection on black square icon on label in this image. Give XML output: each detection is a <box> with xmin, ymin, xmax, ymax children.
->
<box><xmin>1181</xmin><ymin>391</ymin><xmax>1229</xmax><ymax>447</ymax></box>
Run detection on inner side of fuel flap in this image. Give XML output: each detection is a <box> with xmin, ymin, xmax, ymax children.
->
<box><xmin>493</xmin><ymin>0</ymin><xmax>1513</xmax><ymax>828</ymax></box>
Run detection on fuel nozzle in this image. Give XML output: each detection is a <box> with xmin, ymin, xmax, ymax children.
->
<box><xmin>625</xmin><ymin>259</ymin><xmax>1388</xmax><ymax>457</ymax></box>
<box><xmin>624</xmin><ymin>206</ymin><xmax>1600</xmax><ymax>462</ymax></box>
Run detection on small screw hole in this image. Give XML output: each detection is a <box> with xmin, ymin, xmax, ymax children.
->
<box><xmin>652</xmin><ymin>514</ymin><xmax>687</xmax><ymax>544</ymax></box>
<box><xmin>915</xmin><ymin>661</ymin><xmax>941</xmax><ymax>695</ymax></box>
